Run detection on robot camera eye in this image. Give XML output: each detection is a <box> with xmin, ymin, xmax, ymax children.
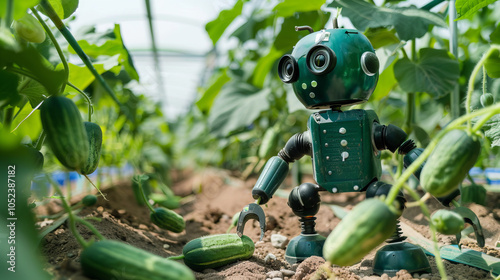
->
<box><xmin>306</xmin><ymin>45</ymin><xmax>336</xmax><ymax>75</ymax></box>
<box><xmin>361</xmin><ymin>52</ymin><xmax>379</xmax><ymax>76</ymax></box>
<box><xmin>278</xmin><ymin>54</ymin><xmax>299</xmax><ymax>83</ymax></box>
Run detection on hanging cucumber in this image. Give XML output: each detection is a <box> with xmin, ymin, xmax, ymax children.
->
<box><xmin>40</xmin><ymin>96</ymin><xmax>89</xmax><ymax>173</ymax></box>
<box><xmin>420</xmin><ymin>129</ymin><xmax>481</xmax><ymax>197</ymax></box>
<box><xmin>81</xmin><ymin>121</ymin><xmax>102</xmax><ymax>175</ymax></box>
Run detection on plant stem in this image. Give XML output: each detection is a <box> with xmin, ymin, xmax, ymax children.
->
<box><xmin>5</xmin><ymin>66</ymin><xmax>44</xmax><ymax>84</ymax></box>
<box><xmin>255</xmin><ymin>197</ymin><xmax>261</xmax><ymax>205</ymax></box>
<box><xmin>66</xmin><ymin>171</ymin><xmax>72</xmax><ymax>201</ymax></box>
<box><xmin>46</xmin><ymin>174</ymin><xmax>90</xmax><ymax>248</ymax></box>
<box><xmin>404</xmin><ymin>40</ymin><xmax>417</xmax><ymax>134</ymax></box>
<box><xmin>67</xmin><ymin>81</ymin><xmax>93</xmax><ymax>122</ymax></box>
<box><xmin>31</xmin><ymin>7</ymin><xmax>68</xmax><ymax>94</ymax></box>
<box><xmin>482</xmin><ymin>66</ymin><xmax>487</xmax><ymax>95</ymax></box>
<box><xmin>472</xmin><ymin>110</ymin><xmax>497</xmax><ymax>133</ymax></box>
<box><xmin>83</xmin><ymin>174</ymin><xmax>107</xmax><ymax>200</ymax></box>
<box><xmin>167</xmin><ymin>255</ymin><xmax>185</xmax><ymax>260</ymax></box>
<box><xmin>138</xmin><ymin>178</ymin><xmax>155</xmax><ymax>213</ymax></box>
<box><xmin>34</xmin><ymin>130</ymin><xmax>46</xmax><ymax>150</ymax></box>
<box><xmin>449</xmin><ymin>0</ymin><xmax>460</xmax><ymax>119</ymax></box>
<box><xmin>38</xmin><ymin>0</ymin><xmax>131</xmax><ymax>120</ymax></box>
<box><xmin>401</xmin><ymin>185</ymin><xmax>448</xmax><ymax>279</ymax></box>
<box><xmin>4</xmin><ymin>0</ymin><xmax>14</xmax><ymax>27</ymax></box>
<box><xmin>465</xmin><ymin>47</ymin><xmax>498</xmax><ymax>133</ymax></box>
<box><xmin>405</xmin><ymin>92</ymin><xmax>415</xmax><ymax>134</ymax></box>
<box><xmin>4</xmin><ymin>107</ymin><xmax>14</xmax><ymax>131</ymax></box>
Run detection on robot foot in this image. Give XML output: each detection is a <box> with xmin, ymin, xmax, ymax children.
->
<box><xmin>373</xmin><ymin>241</ymin><xmax>431</xmax><ymax>276</ymax></box>
<box><xmin>285</xmin><ymin>233</ymin><xmax>326</xmax><ymax>264</ymax></box>
<box><xmin>373</xmin><ymin>220</ymin><xmax>430</xmax><ymax>276</ymax></box>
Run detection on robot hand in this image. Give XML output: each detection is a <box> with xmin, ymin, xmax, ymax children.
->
<box><xmin>236</xmin><ymin>202</ymin><xmax>266</xmax><ymax>241</ymax></box>
<box><xmin>236</xmin><ymin>155</ymin><xmax>291</xmax><ymax>240</ymax></box>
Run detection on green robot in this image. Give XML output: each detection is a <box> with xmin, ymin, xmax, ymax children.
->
<box><xmin>235</xmin><ymin>25</ymin><xmax>436</xmax><ymax>274</ymax></box>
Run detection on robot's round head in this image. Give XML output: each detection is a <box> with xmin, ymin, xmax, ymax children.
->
<box><xmin>277</xmin><ymin>28</ymin><xmax>379</xmax><ymax>109</ymax></box>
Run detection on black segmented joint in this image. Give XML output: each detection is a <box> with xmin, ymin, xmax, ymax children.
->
<box><xmin>278</xmin><ymin>132</ymin><xmax>312</xmax><ymax>163</ymax></box>
<box><xmin>373</xmin><ymin>123</ymin><xmax>408</xmax><ymax>153</ymax></box>
<box><xmin>398</xmin><ymin>139</ymin><xmax>417</xmax><ymax>155</ymax></box>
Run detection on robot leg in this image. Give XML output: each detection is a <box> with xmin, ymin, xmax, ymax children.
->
<box><xmin>284</xmin><ymin>183</ymin><xmax>326</xmax><ymax>264</ymax></box>
<box><xmin>365</xmin><ymin>181</ymin><xmax>431</xmax><ymax>276</ymax></box>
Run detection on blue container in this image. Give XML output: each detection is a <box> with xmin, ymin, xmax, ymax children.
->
<box><xmin>485</xmin><ymin>168</ymin><xmax>500</xmax><ymax>185</ymax></box>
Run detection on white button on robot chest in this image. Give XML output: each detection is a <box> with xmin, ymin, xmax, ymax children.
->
<box><xmin>341</xmin><ymin>151</ymin><xmax>349</xmax><ymax>161</ymax></box>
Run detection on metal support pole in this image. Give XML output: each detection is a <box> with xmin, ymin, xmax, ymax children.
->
<box><xmin>449</xmin><ymin>0</ymin><xmax>460</xmax><ymax>119</ymax></box>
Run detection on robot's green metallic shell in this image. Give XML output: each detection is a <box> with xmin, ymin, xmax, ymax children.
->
<box><xmin>308</xmin><ymin>109</ymin><xmax>382</xmax><ymax>193</ymax></box>
<box><xmin>289</xmin><ymin>29</ymin><xmax>379</xmax><ymax>109</ymax></box>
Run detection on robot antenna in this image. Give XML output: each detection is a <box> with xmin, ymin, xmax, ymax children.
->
<box><xmin>295</xmin><ymin>26</ymin><xmax>314</xmax><ymax>33</ymax></box>
<box><xmin>333</xmin><ymin>17</ymin><xmax>338</xmax><ymax>29</ymax></box>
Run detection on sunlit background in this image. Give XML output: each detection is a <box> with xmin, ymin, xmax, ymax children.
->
<box><xmin>68</xmin><ymin>0</ymin><xmax>229</xmax><ymax>119</ymax></box>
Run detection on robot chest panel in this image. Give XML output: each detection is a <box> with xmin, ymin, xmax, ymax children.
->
<box><xmin>309</xmin><ymin>110</ymin><xmax>380</xmax><ymax>193</ymax></box>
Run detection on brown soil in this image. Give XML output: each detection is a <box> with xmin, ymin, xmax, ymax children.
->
<box><xmin>38</xmin><ymin>168</ymin><xmax>500</xmax><ymax>280</ymax></box>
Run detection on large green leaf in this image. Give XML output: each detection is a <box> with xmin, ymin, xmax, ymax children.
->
<box><xmin>10</xmin><ymin>103</ymin><xmax>42</xmax><ymax>139</ymax></box>
<box><xmin>328</xmin><ymin>0</ymin><xmax>446</xmax><ymax>40</ymax></box>
<box><xmin>18</xmin><ymin>78</ymin><xmax>47</xmax><ymax>108</ymax></box>
<box><xmin>252</xmin><ymin>46</ymin><xmax>283</xmax><ymax>88</ymax></box>
<box><xmin>0</xmin><ymin>46</ymin><xmax>66</xmax><ymax>95</ymax></box>
<box><xmin>61</xmin><ymin>60</ymin><xmax>119</xmax><ymax>91</ymax></box>
<box><xmin>274</xmin><ymin>11</ymin><xmax>330</xmax><ymax>51</ymax></box>
<box><xmin>196</xmin><ymin>69</ymin><xmax>230</xmax><ymax>114</ymax></box>
<box><xmin>38</xmin><ymin>0</ymin><xmax>79</xmax><ymax>19</ymax></box>
<box><xmin>490</xmin><ymin>24</ymin><xmax>500</xmax><ymax>44</ymax></box>
<box><xmin>371</xmin><ymin>59</ymin><xmax>397</xmax><ymax>101</ymax></box>
<box><xmin>393</xmin><ymin>48</ymin><xmax>459</xmax><ymax>97</ymax></box>
<box><xmin>376</xmin><ymin>43</ymin><xmax>404</xmax><ymax>72</ymax></box>
<box><xmin>455</xmin><ymin>0</ymin><xmax>498</xmax><ymax>20</ymax></box>
<box><xmin>0</xmin><ymin>0</ymin><xmax>39</xmax><ymax>20</ymax></box>
<box><xmin>208</xmin><ymin>82</ymin><xmax>271</xmax><ymax>136</ymax></box>
<box><xmin>411</xmin><ymin>125</ymin><xmax>430</xmax><ymax>147</ymax></box>
<box><xmin>485</xmin><ymin>49</ymin><xmax>500</xmax><ymax>78</ymax></box>
<box><xmin>231</xmin><ymin>11</ymin><xmax>273</xmax><ymax>42</ymax></box>
<box><xmin>273</xmin><ymin>0</ymin><xmax>326</xmax><ymax>18</ymax></box>
<box><xmin>70</xmin><ymin>24</ymin><xmax>138</xmax><ymax>81</ymax></box>
<box><xmin>482</xmin><ymin>114</ymin><xmax>500</xmax><ymax>147</ymax></box>
<box><xmin>205</xmin><ymin>0</ymin><xmax>244</xmax><ymax>45</ymax></box>
<box><xmin>365</xmin><ymin>28</ymin><xmax>400</xmax><ymax>49</ymax></box>
<box><xmin>0</xmin><ymin>70</ymin><xmax>21</xmax><ymax>107</ymax></box>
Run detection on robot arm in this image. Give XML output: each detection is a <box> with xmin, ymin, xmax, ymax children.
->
<box><xmin>252</xmin><ymin>132</ymin><xmax>312</xmax><ymax>204</ymax></box>
<box><xmin>372</xmin><ymin>122</ymin><xmax>408</xmax><ymax>153</ymax></box>
<box><xmin>236</xmin><ymin>132</ymin><xmax>311</xmax><ymax>239</ymax></box>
